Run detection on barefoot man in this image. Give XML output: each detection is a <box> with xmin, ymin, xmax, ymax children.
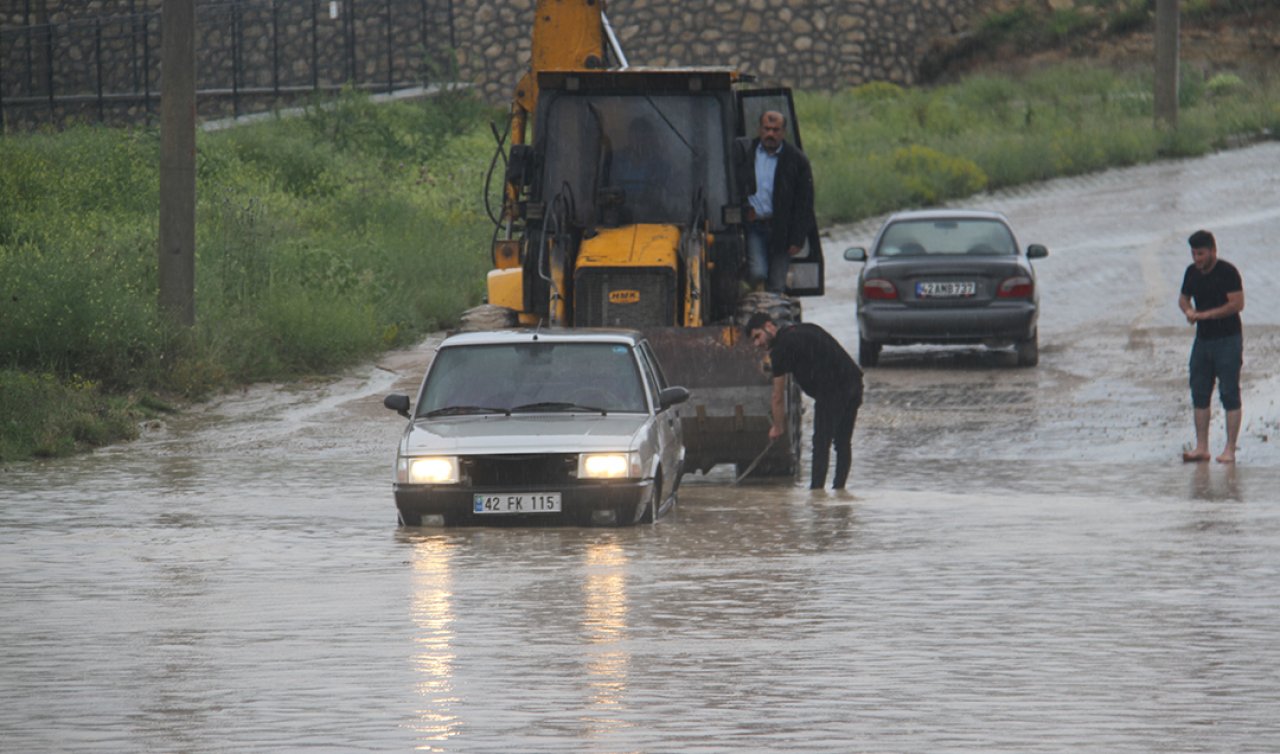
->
<box><xmin>1178</xmin><ymin>229</ymin><xmax>1245</xmax><ymax>463</ymax></box>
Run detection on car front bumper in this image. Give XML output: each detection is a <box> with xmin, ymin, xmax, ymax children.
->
<box><xmin>859</xmin><ymin>302</ymin><xmax>1037</xmax><ymax>345</ymax></box>
<box><xmin>393</xmin><ymin>480</ymin><xmax>655</xmax><ymax>526</ymax></box>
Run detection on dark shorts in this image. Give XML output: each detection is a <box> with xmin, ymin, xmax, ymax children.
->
<box><xmin>1189</xmin><ymin>334</ymin><xmax>1242</xmax><ymax>411</ymax></box>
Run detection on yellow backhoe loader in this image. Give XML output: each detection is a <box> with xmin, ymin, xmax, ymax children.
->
<box><xmin>469</xmin><ymin>0</ymin><xmax>825</xmax><ymax>477</ymax></box>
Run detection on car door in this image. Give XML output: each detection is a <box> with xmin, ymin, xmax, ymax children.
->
<box><xmin>637</xmin><ymin>340</ymin><xmax>682</xmax><ymax>500</ymax></box>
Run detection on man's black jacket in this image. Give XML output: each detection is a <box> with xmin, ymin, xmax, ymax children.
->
<box><xmin>738</xmin><ymin>137</ymin><xmax>817</xmax><ymax>256</ymax></box>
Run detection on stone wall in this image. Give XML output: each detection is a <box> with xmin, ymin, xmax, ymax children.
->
<box><xmin>458</xmin><ymin>0</ymin><xmax>985</xmax><ymax>103</ymax></box>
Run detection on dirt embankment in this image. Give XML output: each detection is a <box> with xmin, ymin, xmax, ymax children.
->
<box><xmin>927</xmin><ymin>3</ymin><xmax>1280</xmax><ymax>81</ymax></box>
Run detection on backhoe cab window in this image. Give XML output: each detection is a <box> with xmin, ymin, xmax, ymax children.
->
<box><xmin>538</xmin><ymin>94</ymin><xmax>729</xmax><ymax>228</ymax></box>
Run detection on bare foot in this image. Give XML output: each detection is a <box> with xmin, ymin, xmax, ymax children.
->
<box><xmin>1182</xmin><ymin>449</ymin><xmax>1211</xmax><ymax>462</ymax></box>
<box><xmin>1216</xmin><ymin>449</ymin><xmax>1236</xmax><ymax>464</ymax></box>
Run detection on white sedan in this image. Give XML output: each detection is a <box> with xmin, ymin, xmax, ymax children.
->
<box><xmin>383</xmin><ymin>328</ymin><xmax>689</xmax><ymax>526</ymax></box>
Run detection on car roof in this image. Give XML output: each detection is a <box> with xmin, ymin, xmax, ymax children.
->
<box><xmin>439</xmin><ymin>327</ymin><xmax>645</xmax><ymax>348</ymax></box>
<box><xmin>884</xmin><ymin>209</ymin><xmax>1012</xmax><ymax>223</ymax></box>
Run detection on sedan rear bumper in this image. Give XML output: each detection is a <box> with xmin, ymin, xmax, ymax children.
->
<box><xmin>859</xmin><ymin>302</ymin><xmax>1037</xmax><ymax>345</ymax></box>
<box><xmin>393</xmin><ymin>480</ymin><xmax>654</xmax><ymax>526</ymax></box>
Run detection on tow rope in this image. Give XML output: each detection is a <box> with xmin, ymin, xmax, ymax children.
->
<box><xmin>732</xmin><ymin>437</ymin><xmax>776</xmax><ymax>485</ymax></box>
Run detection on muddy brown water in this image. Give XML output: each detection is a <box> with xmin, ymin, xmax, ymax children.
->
<box><xmin>4</xmin><ymin>143</ymin><xmax>1280</xmax><ymax>752</ymax></box>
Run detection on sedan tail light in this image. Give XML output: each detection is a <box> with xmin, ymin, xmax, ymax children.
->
<box><xmin>997</xmin><ymin>275</ymin><xmax>1034</xmax><ymax>298</ymax></box>
<box><xmin>863</xmin><ymin>279</ymin><xmax>898</xmax><ymax>300</ymax></box>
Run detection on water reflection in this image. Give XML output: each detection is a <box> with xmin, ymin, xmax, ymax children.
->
<box><xmin>409</xmin><ymin>535</ymin><xmax>460</xmax><ymax>751</ymax></box>
<box><xmin>582</xmin><ymin>539</ymin><xmax>629</xmax><ymax>722</ymax></box>
<box><xmin>1190</xmin><ymin>462</ymin><xmax>1242</xmax><ymax>502</ymax></box>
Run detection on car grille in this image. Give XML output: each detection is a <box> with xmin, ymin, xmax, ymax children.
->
<box><xmin>574</xmin><ymin>267</ymin><xmax>675</xmax><ymax>328</ymax></box>
<box><xmin>461</xmin><ymin>454</ymin><xmax>578</xmax><ymax>487</ymax></box>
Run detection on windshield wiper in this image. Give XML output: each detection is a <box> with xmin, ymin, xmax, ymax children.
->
<box><xmin>643</xmin><ymin>95</ymin><xmax>697</xmax><ymax>156</ymax></box>
<box><xmin>510</xmin><ymin>401</ymin><xmax>607</xmax><ymax>415</ymax></box>
<box><xmin>423</xmin><ymin>405</ymin><xmax>511</xmax><ymax>418</ymax></box>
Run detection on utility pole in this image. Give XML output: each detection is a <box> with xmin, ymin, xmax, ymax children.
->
<box><xmin>1154</xmin><ymin>0</ymin><xmax>1179</xmax><ymax>128</ymax></box>
<box><xmin>158</xmin><ymin>0</ymin><xmax>196</xmax><ymax>326</ymax></box>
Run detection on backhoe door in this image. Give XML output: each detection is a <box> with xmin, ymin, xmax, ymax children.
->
<box><xmin>736</xmin><ymin>88</ymin><xmax>825</xmax><ymax>297</ymax></box>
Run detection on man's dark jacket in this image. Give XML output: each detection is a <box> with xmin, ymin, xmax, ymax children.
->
<box><xmin>738</xmin><ymin>137</ymin><xmax>817</xmax><ymax>256</ymax></box>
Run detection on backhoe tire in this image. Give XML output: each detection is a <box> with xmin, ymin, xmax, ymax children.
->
<box><xmin>457</xmin><ymin>304</ymin><xmax>518</xmax><ymax>332</ymax></box>
<box><xmin>732</xmin><ymin>291</ymin><xmax>803</xmax><ymax>479</ymax></box>
<box><xmin>735</xmin><ymin>291</ymin><xmax>801</xmax><ymax>328</ymax></box>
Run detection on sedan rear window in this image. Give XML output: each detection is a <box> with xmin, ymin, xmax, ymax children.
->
<box><xmin>876</xmin><ymin>219</ymin><xmax>1016</xmax><ymax>257</ymax></box>
<box><xmin>419</xmin><ymin>342</ymin><xmax>648</xmax><ymax>416</ymax></box>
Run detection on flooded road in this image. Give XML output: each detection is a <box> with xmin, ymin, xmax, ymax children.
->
<box><xmin>4</xmin><ymin>143</ymin><xmax>1280</xmax><ymax>752</ymax></box>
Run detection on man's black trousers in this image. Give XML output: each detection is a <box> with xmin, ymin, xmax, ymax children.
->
<box><xmin>810</xmin><ymin>386</ymin><xmax>862</xmax><ymax>490</ymax></box>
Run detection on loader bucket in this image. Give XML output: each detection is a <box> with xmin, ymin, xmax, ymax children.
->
<box><xmin>644</xmin><ymin>326</ymin><xmax>800</xmax><ymax>476</ymax></box>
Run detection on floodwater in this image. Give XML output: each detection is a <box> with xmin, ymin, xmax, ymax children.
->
<box><xmin>4</xmin><ymin>143</ymin><xmax>1280</xmax><ymax>753</ymax></box>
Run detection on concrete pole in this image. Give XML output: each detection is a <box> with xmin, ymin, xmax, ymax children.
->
<box><xmin>1154</xmin><ymin>0</ymin><xmax>1179</xmax><ymax>128</ymax></box>
<box><xmin>158</xmin><ymin>0</ymin><xmax>196</xmax><ymax>326</ymax></box>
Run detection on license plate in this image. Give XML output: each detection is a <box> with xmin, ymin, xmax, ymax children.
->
<box><xmin>917</xmin><ymin>281</ymin><xmax>976</xmax><ymax>298</ymax></box>
<box><xmin>473</xmin><ymin>492</ymin><xmax>562</xmax><ymax>514</ymax></box>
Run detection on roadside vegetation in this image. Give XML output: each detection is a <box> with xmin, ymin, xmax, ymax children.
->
<box><xmin>1</xmin><ymin>89</ymin><xmax>499</xmax><ymax>460</ymax></box>
<box><xmin>803</xmin><ymin>63</ymin><xmax>1280</xmax><ymax>226</ymax></box>
<box><xmin>2</xmin><ymin>59</ymin><xmax>1279</xmax><ymax>462</ymax></box>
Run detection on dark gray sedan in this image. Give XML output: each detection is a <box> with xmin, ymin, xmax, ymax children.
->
<box><xmin>844</xmin><ymin>210</ymin><xmax>1048</xmax><ymax>367</ymax></box>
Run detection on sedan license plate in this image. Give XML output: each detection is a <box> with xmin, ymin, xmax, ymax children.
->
<box><xmin>917</xmin><ymin>281</ymin><xmax>976</xmax><ymax>298</ymax></box>
<box><xmin>473</xmin><ymin>492</ymin><xmax>562</xmax><ymax>514</ymax></box>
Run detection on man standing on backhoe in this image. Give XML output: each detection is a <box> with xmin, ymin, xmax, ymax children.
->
<box><xmin>744</xmin><ymin>110</ymin><xmax>816</xmax><ymax>293</ymax></box>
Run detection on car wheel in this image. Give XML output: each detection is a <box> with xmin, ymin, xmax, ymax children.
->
<box><xmin>859</xmin><ymin>337</ymin><xmax>881</xmax><ymax>367</ymax></box>
<box><xmin>1015</xmin><ymin>332</ymin><xmax>1039</xmax><ymax>367</ymax></box>
<box><xmin>640</xmin><ymin>471</ymin><xmax>662</xmax><ymax>524</ymax></box>
<box><xmin>457</xmin><ymin>304</ymin><xmax>518</xmax><ymax>332</ymax></box>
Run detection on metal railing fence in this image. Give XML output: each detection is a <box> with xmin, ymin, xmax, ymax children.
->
<box><xmin>1</xmin><ymin>0</ymin><xmax>456</xmax><ymax>130</ymax></box>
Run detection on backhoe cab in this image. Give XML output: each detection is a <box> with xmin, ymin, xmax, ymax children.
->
<box><xmin>493</xmin><ymin>70</ymin><xmax>823</xmax><ymax>330</ymax></box>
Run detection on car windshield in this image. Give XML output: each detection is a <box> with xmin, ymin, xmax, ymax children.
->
<box><xmin>537</xmin><ymin>92</ymin><xmax>729</xmax><ymax>227</ymax></box>
<box><xmin>875</xmin><ymin>218</ymin><xmax>1017</xmax><ymax>257</ymax></box>
<box><xmin>417</xmin><ymin>342</ymin><xmax>649</xmax><ymax>417</ymax></box>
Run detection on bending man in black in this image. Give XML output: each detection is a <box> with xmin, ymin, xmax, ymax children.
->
<box><xmin>745</xmin><ymin>313</ymin><xmax>864</xmax><ymax>489</ymax></box>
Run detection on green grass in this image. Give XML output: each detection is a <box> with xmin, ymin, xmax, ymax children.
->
<box><xmin>801</xmin><ymin>62</ymin><xmax>1280</xmax><ymax>226</ymax></box>
<box><xmin>2</xmin><ymin>63</ymin><xmax>1280</xmax><ymax>462</ymax></box>
<box><xmin>1</xmin><ymin>89</ymin><xmax>500</xmax><ymax>461</ymax></box>
<box><xmin>0</xmin><ymin>369</ymin><xmax>143</xmax><ymax>459</ymax></box>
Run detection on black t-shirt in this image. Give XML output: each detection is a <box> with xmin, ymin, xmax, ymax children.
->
<box><xmin>1181</xmin><ymin>259</ymin><xmax>1243</xmax><ymax>340</ymax></box>
<box><xmin>769</xmin><ymin>323</ymin><xmax>863</xmax><ymax>401</ymax></box>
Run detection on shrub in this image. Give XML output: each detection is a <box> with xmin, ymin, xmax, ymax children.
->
<box><xmin>892</xmin><ymin>145</ymin><xmax>988</xmax><ymax>205</ymax></box>
<box><xmin>0</xmin><ymin>369</ymin><xmax>140</xmax><ymax>461</ymax></box>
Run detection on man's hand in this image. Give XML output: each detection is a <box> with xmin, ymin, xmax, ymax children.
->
<box><xmin>768</xmin><ymin>424</ymin><xmax>784</xmax><ymax>441</ymax></box>
<box><xmin>787</xmin><ymin>244</ymin><xmax>803</xmax><ymax>257</ymax></box>
<box><xmin>1185</xmin><ymin>309</ymin><xmax>1200</xmax><ymax>324</ymax></box>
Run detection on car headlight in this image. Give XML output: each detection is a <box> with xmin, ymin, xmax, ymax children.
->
<box><xmin>397</xmin><ymin>456</ymin><xmax>459</xmax><ymax>484</ymax></box>
<box><xmin>578</xmin><ymin>452</ymin><xmax>642</xmax><ymax>479</ymax></box>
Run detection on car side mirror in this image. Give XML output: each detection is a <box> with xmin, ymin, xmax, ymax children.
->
<box><xmin>658</xmin><ymin>386</ymin><xmax>691</xmax><ymax>410</ymax></box>
<box><xmin>384</xmin><ymin>393</ymin><xmax>411</xmax><ymax>419</ymax></box>
<box><xmin>1026</xmin><ymin>244</ymin><xmax>1048</xmax><ymax>259</ymax></box>
<box><xmin>843</xmin><ymin>247</ymin><xmax>868</xmax><ymax>262</ymax></box>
